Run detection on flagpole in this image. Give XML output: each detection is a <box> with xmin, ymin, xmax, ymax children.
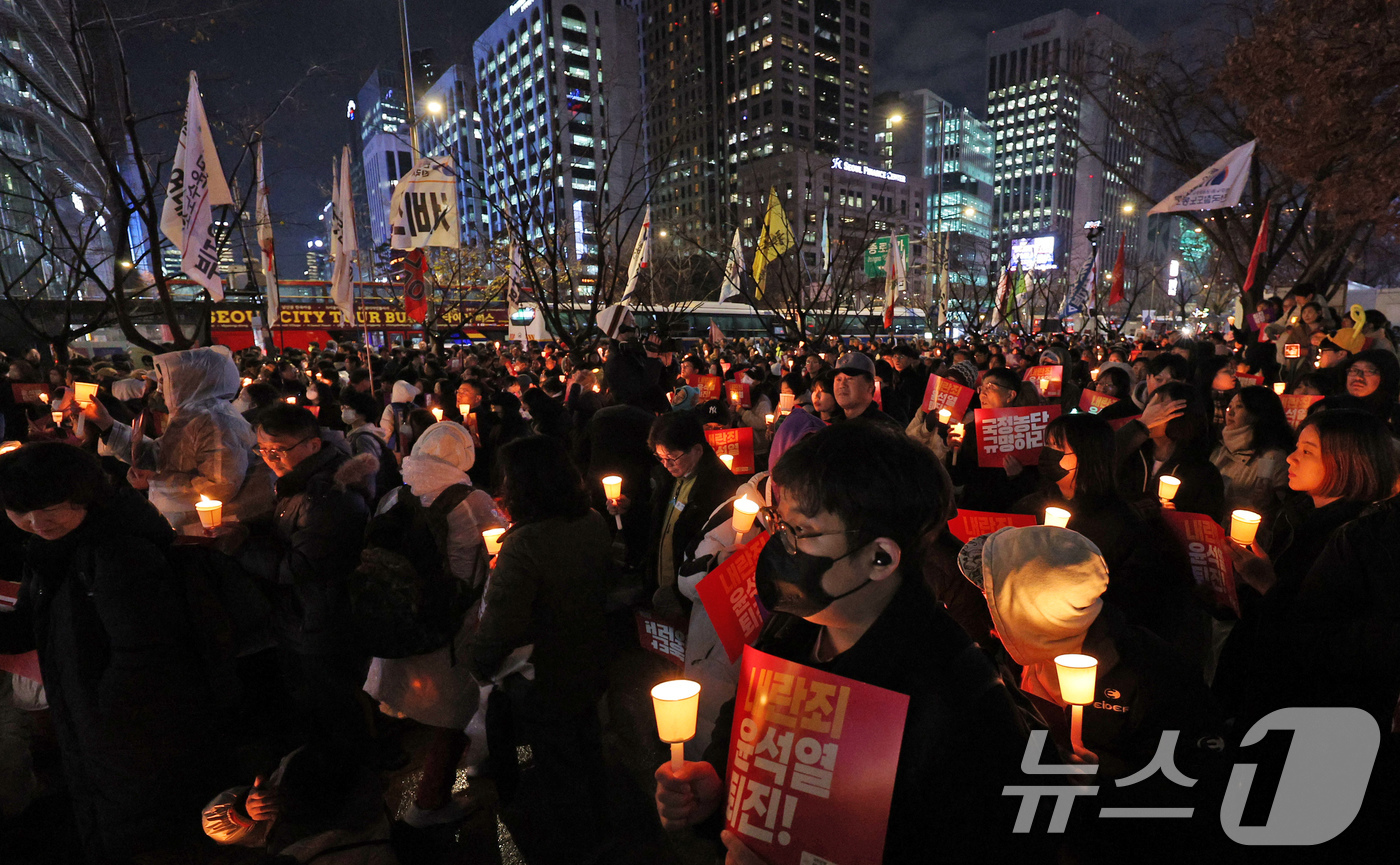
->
<box><xmin>398</xmin><ymin>0</ymin><xmax>420</xmax><ymax>158</ymax></box>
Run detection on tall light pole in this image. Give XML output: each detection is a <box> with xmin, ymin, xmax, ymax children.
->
<box><xmin>397</xmin><ymin>0</ymin><xmax>420</xmax><ymax>158</ymax></box>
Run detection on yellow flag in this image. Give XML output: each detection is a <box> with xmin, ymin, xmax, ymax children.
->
<box><xmin>752</xmin><ymin>188</ymin><xmax>794</xmax><ymax>300</ymax></box>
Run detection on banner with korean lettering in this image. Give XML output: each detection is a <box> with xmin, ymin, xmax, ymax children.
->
<box><xmin>1236</xmin><ymin>373</ymin><xmax>1264</xmax><ymax>388</ymax></box>
<box><xmin>706</xmin><ymin>427</ymin><xmax>756</xmax><ymax>474</ymax></box>
<box><xmin>635</xmin><ymin>609</ymin><xmax>686</xmax><ymax>666</ymax></box>
<box><xmin>10</xmin><ymin>383</ymin><xmax>49</xmax><ymax>404</ymax></box>
<box><xmin>1162</xmin><ymin>511</ymin><xmax>1240</xmax><ymax>616</ymax></box>
<box><xmin>921</xmin><ymin>373</ymin><xmax>974</xmax><ymax>418</ymax></box>
<box><xmin>1280</xmin><ymin>394</ymin><xmax>1322</xmax><ymax>429</ymax></box>
<box><xmin>698</xmin><ymin>375</ymin><xmax>724</xmax><ymax>402</ymax></box>
<box><xmin>974</xmin><ymin>405</ymin><xmax>1060</xmax><ymax>468</ymax></box>
<box><xmin>726</xmin><ymin>646</ymin><xmax>908</xmax><ymax>865</ymax></box>
<box><xmin>726</xmin><ymin>380</ymin><xmax>752</xmax><ymax>409</ymax></box>
<box><xmin>946</xmin><ymin>510</ymin><xmax>1037</xmax><ymax>544</ymax></box>
<box><xmin>697</xmin><ymin>532</ymin><xmax>770</xmax><ymax>663</ymax></box>
<box><xmin>1024</xmin><ymin>365</ymin><xmax>1064</xmax><ymax>398</ymax></box>
<box><xmin>1078</xmin><ymin>390</ymin><xmax>1121</xmax><ymax>415</ymax></box>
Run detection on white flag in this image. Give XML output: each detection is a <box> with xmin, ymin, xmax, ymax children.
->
<box><xmin>507</xmin><ymin>238</ymin><xmax>528</xmax><ymax>349</ymax></box>
<box><xmin>937</xmin><ymin>257</ymin><xmax>950</xmax><ymax>329</ymax></box>
<box><xmin>820</xmin><ymin>205</ymin><xmax>831</xmax><ymax>275</ymax></box>
<box><xmin>719</xmin><ymin>228</ymin><xmax>744</xmax><ymax>302</ymax></box>
<box><xmin>389</xmin><ymin>156</ymin><xmax>461</xmax><ymax>249</ymax></box>
<box><xmin>254</xmin><ymin>141</ymin><xmax>279</xmax><ymax>327</ymax></box>
<box><xmin>329</xmin><ymin>144</ymin><xmax>358</xmax><ymax>325</ymax></box>
<box><xmin>883</xmin><ymin>229</ymin><xmax>905</xmax><ymax>330</ymax></box>
<box><xmin>1148</xmin><ymin>140</ymin><xmax>1255</xmax><ymax>215</ymax></box>
<box><xmin>623</xmin><ymin>204</ymin><xmax>651</xmax><ymax>303</ymax></box>
<box><xmin>160</xmin><ymin>71</ymin><xmax>232</xmax><ymax>300</ymax></box>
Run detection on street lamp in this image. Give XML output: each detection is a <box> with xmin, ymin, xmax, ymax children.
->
<box><xmin>1122</xmin><ymin>202</ymin><xmax>1135</xmax><ymax>215</ymax></box>
<box><xmin>888</xmin><ymin>113</ymin><xmax>903</xmax><ymax>124</ymax></box>
<box><xmin>426</xmin><ymin>100</ymin><xmax>443</xmax><ymax>114</ymax></box>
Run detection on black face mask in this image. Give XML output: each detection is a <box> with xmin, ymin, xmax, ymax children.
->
<box><xmin>1039</xmin><ymin>446</ymin><xmax>1070</xmax><ymax>483</ymax></box>
<box><xmin>755</xmin><ymin>532</ymin><xmax>873</xmax><ymax>618</ymax></box>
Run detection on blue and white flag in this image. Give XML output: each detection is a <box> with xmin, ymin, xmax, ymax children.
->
<box><xmin>1061</xmin><ymin>257</ymin><xmax>1096</xmax><ymax>317</ymax></box>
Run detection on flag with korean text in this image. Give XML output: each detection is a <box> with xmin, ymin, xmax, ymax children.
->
<box><xmin>160</xmin><ymin>71</ymin><xmax>232</xmax><ymax>300</ymax></box>
<box><xmin>706</xmin><ymin>427</ymin><xmax>756</xmax><ymax>474</ymax></box>
<box><xmin>698</xmin><ymin>532</ymin><xmax>771</xmax><ymax>663</ymax></box>
<box><xmin>921</xmin><ymin>373</ymin><xmax>974</xmax><ymax>417</ymax></box>
<box><xmin>389</xmin><ymin>155</ymin><xmax>461</xmax><ymax>249</ymax></box>
<box><xmin>1162</xmin><ymin>511</ymin><xmax>1240</xmax><ymax>616</ymax></box>
<box><xmin>974</xmin><ymin>405</ymin><xmax>1061</xmax><ymax>468</ymax></box>
<box><xmin>725</xmin><ymin>646</ymin><xmax>908</xmax><ymax>865</ymax></box>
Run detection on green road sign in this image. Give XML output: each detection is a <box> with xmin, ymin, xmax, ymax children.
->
<box><xmin>863</xmin><ymin>234</ymin><xmax>911</xmax><ymax>278</ymax></box>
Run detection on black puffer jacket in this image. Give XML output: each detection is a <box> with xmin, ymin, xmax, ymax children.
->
<box><xmin>0</xmin><ymin>489</ymin><xmax>230</xmax><ymax>860</ymax></box>
<box><xmin>238</xmin><ymin>445</ymin><xmax>375</xmax><ymax>654</ymax></box>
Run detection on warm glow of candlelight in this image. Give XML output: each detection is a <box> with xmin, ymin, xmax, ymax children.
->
<box><xmin>1158</xmin><ymin>475</ymin><xmax>1181</xmax><ymax>502</ymax></box>
<box><xmin>482</xmin><ymin>527</ymin><xmax>505</xmax><ymax>555</ymax></box>
<box><xmin>195</xmin><ymin>495</ymin><xmax>223</xmax><ymax>530</ymax></box>
<box><xmin>1045</xmin><ymin>507</ymin><xmax>1071</xmax><ymax>528</ymax></box>
<box><xmin>719</xmin><ymin>454</ymin><xmax>735</xmax><ymax>471</ymax></box>
<box><xmin>731</xmin><ymin>496</ymin><xmax>760</xmax><ymax>534</ymax></box>
<box><xmin>1230</xmin><ymin>509</ymin><xmax>1262</xmax><ymax>545</ymax></box>
<box><xmin>1054</xmin><ymin>653</ymin><xmax>1098</xmax><ymax>705</ymax></box>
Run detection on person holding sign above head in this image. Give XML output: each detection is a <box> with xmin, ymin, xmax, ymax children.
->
<box><xmin>947</xmin><ymin>367</ymin><xmax>1041</xmax><ymax>512</ymax></box>
<box><xmin>655</xmin><ymin>424</ymin><xmax>1042</xmax><ymax>864</ymax></box>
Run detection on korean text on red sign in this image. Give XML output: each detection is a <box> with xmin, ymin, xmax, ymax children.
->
<box><xmin>946</xmin><ymin>510</ymin><xmax>1037</xmax><ymax>544</ymax></box>
<box><xmin>921</xmin><ymin>374</ymin><xmax>974</xmax><ymax>418</ymax></box>
<box><xmin>706</xmin><ymin>427</ymin><xmax>756</xmax><ymax>474</ymax></box>
<box><xmin>1024</xmin><ymin>365</ymin><xmax>1064</xmax><ymax>398</ymax></box>
<box><xmin>697</xmin><ymin>532</ymin><xmax>771</xmax><ymax>662</ymax></box>
<box><xmin>1162</xmin><ymin>511</ymin><xmax>1240</xmax><ymax>616</ymax></box>
<box><xmin>1279</xmin><ymin>394</ymin><xmax>1322</xmax><ymax>429</ymax></box>
<box><xmin>725</xmin><ymin>646</ymin><xmax>908</xmax><ymax>865</ymax></box>
<box><xmin>635</xmin><ymin>609</ymin><xmax>686</xmax><ymax>665</ymax></box>
<box><xmin>1078</xmin><ymin>390</ymin><xmax>1121</xmax><ymax>415</ymax></box>
<box><xmin>974</xmin><ymin>405</ymin><xmax>1061</xmax><ymax>468</ymax></box>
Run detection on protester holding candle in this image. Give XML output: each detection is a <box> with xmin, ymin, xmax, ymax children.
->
<box><xmin>1117</xmin><ymin>382</ymin><xmax>1226</xmax><ymax>522</ymax></box>
<box><xmin>1210</xmin><ymin>386</ymin><xmax>1294</xmax><ymax>516</ymax></box>
<box><xmin>467</xmin><ymin>436</ymin><xmax>612</xmax><ymax>863</ymax></box>
<box><xmin>947</xmin><ymin>367</ymin><xmax>1041</xmax><ymax>512</ymax></box>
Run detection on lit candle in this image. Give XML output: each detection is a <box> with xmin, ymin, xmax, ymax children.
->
<box><xmin>1230</xmin><ymin>509</ymin><xmax>1262</xmax><ymax>546</ymax></box>
<box><xmin>242</xmin><ymin>377</ymin><xmax>253</xmax><ymax>388</ymax></box>
<box><xmin>482</xmin><ymin>527</ymin><xmax>505</xmax><ymax>556</ymax></box>
<box><xmin>195</xmin><ymin>495</ymin><xmax>223</xmax><ymax>532</ymax></box>
<box><xmin>73</xmin><ymin>381</ymin><xmax>98</xmax><ymax>407</ymax></box>
<box><xmin>592</xmin><ymin>384</ymin><xmax>600</xmax><ymax>393</ymax></box>
<box><xmin>284</xmin><ymin>396</ymin><xmax>297</xmax><ymax>405</ymax></box>
<box><xmin>1055</xmin><ymin>653</ymin><xmax>1098</xmax><ymax>758</ymax></box>
<box><xmin>778</xmin><ymin>393</ymin><xmax>795</xmax><ymax>414</ymax></box>
<box><xmin>1272</xmin><ymin>382</ymin><xmax>1286</xmax><ymax>395</ymax></box>
<box><xmin>764</xmin><ymin>413</ymin><xmax>775</xmax><ymax>425</ymax></box>
<box><xmin>719</xmin><ymin>453</ymin><xmax>734</xmax><ymax>471</ymax></box>
<box><xmin>731</xmin><ymin>496</ymin><xmax>760</xmax><ymax>534</ymax></box>
<box><xmin>1090</xmin><ymin>368</ymin><xmax>1100</xmax><ymax>381</ymax></box>
<box><xmin>431</xmin><ymin>407</ymin><xmax>445</xmax><ymax>422</ymax></box>
<box><xmin>0</xmin><ymin>441</ymin><xmax>21</xmax><ymax>454</ymax></box>
<box><xmin>51</xmin><ymin>410</ymin><xmax>64</xmax><ymax>427</ymax></box>
<box><xmin>651</xmin><ymin>679</ymin><xmax>702</xmax><ymax>772</ymax></box>
<box><xmin>602</xmin><ymin>475</ymin><xmax>624</xmax><ymax>530</ymax></box>
<box><xmin>1045</xmin><ymin>506</ymin><xmax>1071</xmax><ymax>528</ymax></box>
<box><xmin>938</xmin><ymin>408</ymin><xmax>952</xmax><ymax>425</ymax></box>
<box><xmin>459</xmin><ymin>403</ymin><xmax>471</xmax><ymax>417</ymax></box>
<box><xmin>37</xmin><ymin>392</ymin><xmax>49</xmax><ymax>404</ymax></box>
<box><xmin>1158</xmin><ymin>475</ymin><xmax>1181</xmax><ymax>502</ymax></box>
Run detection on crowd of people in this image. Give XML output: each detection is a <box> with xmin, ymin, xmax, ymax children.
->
<box><xmin>0</xmin><ymin>289</ymin><xmax>1397</xmax><ymax>864</ymax></box>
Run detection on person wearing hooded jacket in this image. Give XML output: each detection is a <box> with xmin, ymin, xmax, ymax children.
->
<box><xmin>961</xmin><ymin>525</ymin><xmax>1229</xmax><ymax>860</ymax></box>
<box><xmin>363</xmin><ymin>422</ymin><xmax>502</xmax><ymax>828</ymax></box>
<box><xmin>0</xmin><ymin>443</ymin><xmax>234</xmax><ymax>862</ymax></box>
<box><xmin>86</xmin><ymin>346</ymin><xmax>275</xmax><ymax>530</ymax></box>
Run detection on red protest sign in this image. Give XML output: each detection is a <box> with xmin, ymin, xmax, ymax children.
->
<box><xmin>726</xmin><ymin>646</ymin><xmax>908</xmax><ymax>865</ymax></box>
<box><xmin>698</xmin><ymin>375</ymin><xmax>724</xmax><ymax>402</ymax></box>
<box><xmin>1078</xmin><ymin>390</ymin><xmax>1121</xmax><ymax>415</ymax></box>
<box><xmin>0</xmin><ymin>579</ymin><xmax>40</xmax><ymax>682</ymax></box>
<box><xmin>921</xmin><ymin>374</ymin><xmax>974</xmax><ymax>418</ymax></box>
<box><xmin>726</xmin><ymin>380</ymin><xmax>752</xmax><ymax>408</ymax></box>
<box><xmin>1162</xmin><ymin>511</ymin><xmax>1240</xmax><ymax>617</ymax></box>
<box><xmin>974</xmin><ymin>405</ymin><xmax>1060</xmax><ymax>468</ymax></box>
<box><xmin>697</xmin><ymin>532</ymin><xmax>771</xmax><ymax>663</ymax></box>
<box><xmin>635</xmin><ymin>609</ymin><xmax>686</xmax><ymax>666</ymax></box>
<box><xmin>1024</xmin><ymin>365</ymin><xmax>1064</xmax><ymax>398</ymax></box>
<box><xmin>946</xmin><ymin>510</ymin><xmax>1037</xmax><ymax>543</ymax></box>
<box><xmin>706</xmin><ymin>427</ymin><xmax>756</xmax><ymax>474</ymax></box>
<box><xmin>684</xmin><ymin>373</ymin><xmax>701</xmax><ymax>388</ymax></box>
<box><xmin>10</xmin><ymin>383</ymin><xmax>50</xmax><ymax>404</ymax></box>
<box><xmin>1280</xmin><ymin>394</ymin><xmax>1322</xmax><ymax>429</ymax></box>
<box><xmin>1237</xmin><ymin>372</ymin><xmax>1264</xmax><ymax>388</ymax></box>
<box><xmin>0</xmin><ymin>579</ymin><xmax>18</xmax><ymax>609</ymax></box>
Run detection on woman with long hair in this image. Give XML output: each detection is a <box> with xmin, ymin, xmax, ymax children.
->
<box><xmin>1210</xmin><ymin>386</ymin><xmax>1295</xmax><ymax>516</ymax></box>
<box><xmin>467</xmin><ymin>435</ymin><xmax>612</xmax><ymax>863</ymax></box>
<box><xmin>1118</xmin><ymin>381</ymin><xmax>1226</xmax><ymax>522</ymax></box>
<box><xmin>1214</xmin><ymin>409</ymin><xmax>1400</xmax><ymax>727</ymax></box>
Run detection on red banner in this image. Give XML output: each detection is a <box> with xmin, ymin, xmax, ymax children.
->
<box><xmin>0</xmin><ymin>579</ymin><xmax>40</xmax><ymax>682</ymax></box>
<box><xmin>698</xmin><ymin>375</ymin><xmax>724</xmax><ymax>402</ymax></box>
<box><xmin>973</xmin><ymin>405</ymin><xmax>1061</xmax><ymax>468</ymax></box>
<box><xmin>1024</xmin><ymin>365</ymin><xmax>1064</xmax><ymax>398</ymax></box>
<box><xmin>946</xmin><ymin>510</ymin><xmax>1037</xmax><ymax>543</ymax></box>
<box><xmin>1237</xmin><ymin>373</ymin><xmax>1264</xmax><ymax>388</ymax></box>
<box><xmin>1078</xmin><ymin>390</ymin><xmax>1121</xmax><ymax>415</ymax></box>
<box><xmin>684</xmin><ymin>373</ymin><xmax>701</xmax><ymax>389</ymax></box>
<box><xmin>706</xmin><ymin>427</ymin><xmax>756</xmax><ymax>474</ymax></box>
<box><xmin>726</xmin><ymin>646</ymin><xmax>908</xmax><ymax>865</ymax></box>
<box><xmin>697</xmin><ymin>532</ymin><xmax>770</xmax><ymax>663</ymax></box>
<box><xmin>10</xmin><ymin>383</ymin><xmax>50</xmax><ymax>404</ymax></box>
<box><xmin>1162</xmin><ymin>511</ymin><xmax>1240</xmax><ymax>616</ymax></box>
<box><xmin>726</xmin><ymin>380</ymin><xmax>753</xmax><ymax>409</ymax></box>
<box><xmin>635</xmin><ymin>609</ymin><xmax>686</xmax><ymax>666</ymax></box>
<box><xmin>1280</xmin><ymin>393</ymin><xmax>1323</xmax><ymax>429</ymax></box>
<box><xmin>921</xmin><ymin>374</ymin><xmax>974</xmax><ymax>418</ymax></box>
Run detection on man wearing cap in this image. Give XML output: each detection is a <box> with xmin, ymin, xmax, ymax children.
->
<box><xmin>832</xmin><ymin>351</ymin><xmax>902</xmax><ymax>430</ymax></box>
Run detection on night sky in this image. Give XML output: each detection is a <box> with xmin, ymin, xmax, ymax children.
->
<box><xmin>125</xmin><ymin>0</ymin><xmax>1203</xmax><ymax>265</ymax></box>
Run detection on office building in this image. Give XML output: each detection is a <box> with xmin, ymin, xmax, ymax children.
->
<box><xmin>356</xmin><ymin>67</ymin><xmax>416</xmax><ymax>249</ymax></box>
<box><xmin>985</xmin><ymin>9</ymin><xmax>1151</xmax><ymax>293</ymax></box>
<box><xmin>418</xmin><ymin>64</ymin><xmax>487</xmax><ymax>247</ymax></box>
<box><xmin>472</xmin><ymin>0</ymin><xmax>644</xmax><ymax>291</ymax></box>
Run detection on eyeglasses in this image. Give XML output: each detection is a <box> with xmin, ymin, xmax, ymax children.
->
<box><xmin>1347</xmin><ymin>366</ymin><xmax>1380</xmax><ymax>379</ymax></box>
<box><xmin>656</xmin><ymin>450</ymin><xmax>689</xmax><ymax>467</ymax></box>
<box><xmin>978</xmin><ymin>383</ymin><xmax>1013</xmax><ymax>396</ymax></box>
<box><xmin>255</xmin><ymin>435</ymin><xmax>314</xmax><ymax>461</ymax></box>
<box><xmin>760</xmin><ymin>506</ymin><xmax>864</xmax><ymax>555</ymax></box>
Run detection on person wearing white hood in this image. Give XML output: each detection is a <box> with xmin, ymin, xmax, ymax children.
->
<box><xmin>380</xmin><ymin>379</ymin><xmax>421</xmax><ymax>457</ymax></box>
<box><xmin>960</xmin><ymin>524</ymin><xmax>1227</xmax><ymax>852</ymax></box>
<box><xmin>363</xmin><ymin>421</ymin><xmax>502</xmax><ymax>828</ymax></box>
<box><xmin>83</xmin><ymin>347</ymin><xmax>274</xmax><ymax>530</ymax></box>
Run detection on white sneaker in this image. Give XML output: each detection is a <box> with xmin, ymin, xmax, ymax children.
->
<box><xmin>402</xmin><ymin>797</ymin><xmax>473</xmax><ymax>828</ymax></box>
